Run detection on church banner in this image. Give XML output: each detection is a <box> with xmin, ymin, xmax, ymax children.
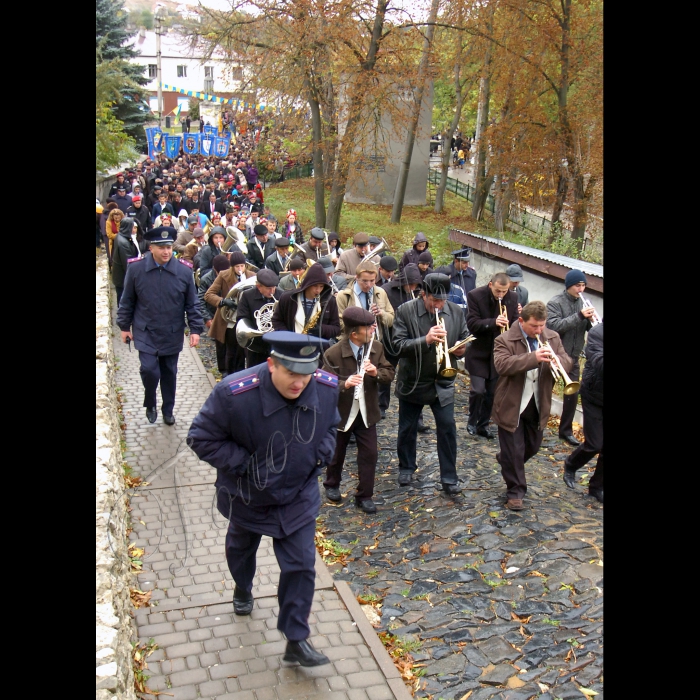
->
<box><xmin>183</xmin><ymin>133</ymin><xmax>199</xmax><ymax>155</ymax></box>
<box><xmin>164</xmin><ymin>134</ymin><xmax>181</xmax><ymax>159</ymax></box>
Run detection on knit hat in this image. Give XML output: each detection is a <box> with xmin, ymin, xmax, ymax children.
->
<box><xmin>564</xmin><ymin>269</ymin><xmax>587</xmax><ymax>288</ymax></box>
<box><xmin>212</xmin><ymin>255</ymin><xmax>231</xmax><ymax>273</ymax></box>
<box><xmin>229</xmin><ymin>252</ymin><xmax>246</xmax><ymax>265</ymax></box>
<box><xmin>418</xmin><ymin>251</ymin><xmax>433</xmax><ymax>265</ymax></box>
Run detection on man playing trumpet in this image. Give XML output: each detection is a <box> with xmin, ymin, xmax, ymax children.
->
<box><xmin>391</xmin><ymin>273</ymin><xmax>469</xmax><ymax>495</ymax></box>
<box><xmin>492</xmin><ymin>301</ymin><xmax>572</xmax><ymax>510</ymax></box>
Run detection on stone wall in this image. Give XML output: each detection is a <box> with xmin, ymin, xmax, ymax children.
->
<box><xmin>96</xmin><ymin>257</ymin><xmax>137</xmax><ymax>700</ymax></box>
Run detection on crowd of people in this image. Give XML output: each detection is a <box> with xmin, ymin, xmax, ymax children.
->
<box><xmin>101</xmin><ymin>149</ymin><xmax>603</xmax><ymax>669</ymax></box>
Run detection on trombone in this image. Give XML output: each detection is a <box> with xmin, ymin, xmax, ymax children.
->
<box><xmin>498</xmin><ymin>299</ymin><xmax>510</xmax><ymax>334</ymax></box>
<box><xmin>536</xmin><ymin>335</ymin><xmax>580</xmax><ymax>395</ymax></box>
<box><xmin>434</xmin><ymin>309</ymin><xmax>458</xmax><ymax>378</ymax></box>
<box><xmin>580</xmin><ymin>294</ymin><xmax>601</xmax><ymax>326</ymax></box>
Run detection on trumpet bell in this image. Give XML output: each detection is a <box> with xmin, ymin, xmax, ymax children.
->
<box><xmin>236</xmin><ymin>317</ymin><xmax>264</xmax><ymax>348</ymax></box>
<box><xmin>562</xmin><ymin>381</ymin><xmax>580</xmax><ymax>396</ymax></box>
<box><xmin>439</xmin><ymin>367</ymin><xmax>458</xmax><ymax>378</ymax></box>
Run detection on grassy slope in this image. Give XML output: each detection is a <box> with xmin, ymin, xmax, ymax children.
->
<box><xmin>262</xmin><ymin>179</ymin><xmax>496</xmax><ymax>269</ymax></box>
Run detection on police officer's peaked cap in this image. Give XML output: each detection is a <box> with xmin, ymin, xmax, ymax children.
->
<box><xmin>423</xmin><ymin>273</ymin><xmax>451</xmax><ymax>299</ymax></box>
<box><xmin>262</xmin><ymin>331</ymin><xmax>329</xmax><ymax>375</ymax></box>
<box><xmin>451</xmin><ymin>247</ymin><xmax>472</xmax><ymax>260</ymax></box>
<box><xmin>145</xmin><ymin>226</ymin><xmax>177</xmax><ymax>244</ymax></box>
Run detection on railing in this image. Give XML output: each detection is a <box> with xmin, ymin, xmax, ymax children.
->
<box><xmin>428</xmin><ymin>169</ymin><xmax>583</xmax><ymax>238</ymax></box>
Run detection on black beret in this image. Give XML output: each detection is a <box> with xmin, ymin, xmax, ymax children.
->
<box><xmin>343</xmin><ymin>306</ymin><xmax>375</xmax><ymax>328</ymax></box>
<box><xmin>256</xmin><ymin>268</ymin><xmax>279</xmax><ymax>286</ymax></box>
<box><xmin>274</xmin><ymin>237</ymin><xmax>291</xmax><ymax>248</ymax></box>
<box><xmin>289</xmin><ymin>258</ymin><xmax>305</xmax><ymax>271</ymax></box>
<box><xmin>254</xmin><ymin>224</ymin><xmax>269</xmax><ymax>237</ymax></box>
<box><xmin>379</xmin><ymin>256</ymin><xmax>398</xmax><ymax>271</ymax></box>
<box><xmin>423</xmin><ymin>273</ymin><xmax>451</xmax><ymax>299</ymax></box>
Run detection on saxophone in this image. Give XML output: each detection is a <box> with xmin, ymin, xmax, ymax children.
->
<box><xmin>301</xmin><ymin>297</ymin><xmax>323</xmax><ymax>335</ymax></box>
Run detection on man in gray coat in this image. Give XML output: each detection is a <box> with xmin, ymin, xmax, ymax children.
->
<box><xmin>545</xmin><ymin>270</ymin><xmax>599</xmax><ymax>446</ymax></box>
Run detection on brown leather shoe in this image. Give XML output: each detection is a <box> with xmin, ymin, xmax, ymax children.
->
<box><xmin>505</xmin><ymin>498</ymin><xmax>524</xmax><ymax>511</ymax></box>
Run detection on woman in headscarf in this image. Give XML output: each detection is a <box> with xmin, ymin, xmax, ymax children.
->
<box><xmin>280</xmin><ymin>208</ymin><xmax>304</xmax><ymax>244</ymax></box>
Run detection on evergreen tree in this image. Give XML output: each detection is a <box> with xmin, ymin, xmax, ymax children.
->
<box><xmin>96</xmin><ymin>0</ymin><xmax>148</xmax><ymax>151</ymax></box>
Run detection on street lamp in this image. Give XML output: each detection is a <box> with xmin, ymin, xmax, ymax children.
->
<box><xmin>155</xmin><ymin>3</ymin><xmax>165</xmax><ymax>130</ymax></box>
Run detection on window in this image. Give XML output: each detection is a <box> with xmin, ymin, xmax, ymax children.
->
<box><xmin>204</xmin><ymin>66</ymin><xmax>214</xmax><ymax>78</ymax></box>
<box><xmin>231</xmin><ymin>67</ymin><xmax>243</xmax><ymax>80</ymax></box>
<box><xmin>177</xmin><ymin>65</ymin><xmax>187</xmax><ymax>78</ymax></box>
<box><xmin>204</xmin><ymin>79</ymin><xmax>214</xmax><ymax>93</ymax></box>
<box><xmin>149</xmin><ymin>96</ymin><xmax>159</xmax><ymax>112</ymax></box>
<box><xmin>148</xmin><ymin>64</ymin><xmax>157</xmax><ymax>79</ymax></box>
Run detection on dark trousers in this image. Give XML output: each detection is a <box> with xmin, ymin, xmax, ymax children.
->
<box><xmin>565</xmin><ymin>398</ymin><xmax>603</xmax><ymax>491</ymax></box>
<box><xmin>245</xmin><ymin>348</ymin><xmax>268</xmax><ymax>369</ymax></box>
<box><xmin>115</xmin><ymin>286</ymin><xmax>124</xmax><ymax>307</ymax></box>
<box><xmin>496</xmin><ymin>397</ymin><xmax>543</xmax><ymax>500</ymax></box>
<box><xmin>225</xmin><ymin>519</ymin><xmax>316</xmax><ymax>642</ymax></box>
<box><xmin>324</xmin><ymin>416</ymin><xmax>377</xmax><ymax>500</ymax></box>
<box><xmin>214</xmin><ymin>339</ymin><xmax>227</xmax><ymax>373</ymax></box>
<box><xmin>559</xmin><ymin>359</ymin><xmax>581</xmax><ymax>435</ymax></box>
<box><xmin>397</xmin><ymin>398</ymin><xmax>458</xmax><ymax>485</ymax></box>
<box><xmin>468</xmin><ymin>375</ymin><xmax>499</xmax><ymax>430</ymax></box>
<box><xmin>139</xmin><ymin>351</ymin><xmax>179</xmax><ymax>414</ymax></box>
<box><xmin>224</xmin><ymin>327</ymin><xmax>246</xmax><ymax>375</ymax></box>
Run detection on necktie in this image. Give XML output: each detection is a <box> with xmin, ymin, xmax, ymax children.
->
<box><xmin>364</xmin><ymin>293</ymin><xmax>370</xmax><ymax>310</ymax></box>
<box><xmin>528</xmin><ymin>337</ymin><xmax>538</xmax><ymax>353</ymax></box>
<box><xmin>357</xmin><ymin>347</ymin><xmax>364</xmax><ymax>372</ymax></box>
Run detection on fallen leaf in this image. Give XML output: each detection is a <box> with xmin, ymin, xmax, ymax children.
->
<box><xmin>578</xmin><ymin>688</ymin><xmax>599</xmax><ymax>697</ymax></box>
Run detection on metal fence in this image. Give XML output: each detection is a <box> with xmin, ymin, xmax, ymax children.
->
<box><xmin>428</xmin><ymin>169</ymin><xmax>564</xmax><ymax>237</ymax></box>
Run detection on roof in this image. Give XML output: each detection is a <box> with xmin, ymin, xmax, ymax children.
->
<box><xmin>449</xmin><ymin>229</ymin><xmax>603</xmax><ymax>278</ymax></box>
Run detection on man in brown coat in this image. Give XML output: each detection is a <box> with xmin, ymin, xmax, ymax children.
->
<box><xmin>204</xmin><ymin>251</ymin><xmax>256</xmax><ymax>376</ymax></box>
<box><xmin>321</xmin><ymin>307</ymin><xmax>395</xmax><ymax>514</ymax></box>
<box><xmin>492</xmin><ymin>301</ymin><xmax>572</xmax><ymax>510</ymax></box>
<box><xmin>334</xmin><ymin>232</ymin><xmax>380</xmax><ymax>283</ymax></box>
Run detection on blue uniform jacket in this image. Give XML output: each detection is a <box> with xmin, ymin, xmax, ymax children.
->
<box><xmin>117</xmin><ymin>252</ymin><xmax>204</xmax><ymax>356</ymax></box>
<box><xmin>187</xmin><ymin>364</ymin><xmax>340</xmax><ymax>538</ymax></box>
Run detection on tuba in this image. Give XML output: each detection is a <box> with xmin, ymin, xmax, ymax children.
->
<box><xmin>361</xmin><ymin>237</ymin><xmax>389</xmax><ymax>264</ymax></box>
<box><xmin>222</xmin><ymin>226</ymin><xmax>246</xmax><ymax>253</ymax></box>
<box><xmin>220</xmin><ymin>275</ymin><xmax>257</xmax><ymax>324</ymax></box>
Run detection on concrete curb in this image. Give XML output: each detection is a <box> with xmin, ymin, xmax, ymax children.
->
<box><xmin>334</xmin><ymin>580</ymin><xmax>414</xmax><ymax>700</ymax></box>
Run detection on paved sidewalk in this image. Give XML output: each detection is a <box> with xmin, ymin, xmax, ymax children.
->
<box><xmin>113</xmin><ymin>312</ymin><xmax>411</xmax><ymax>699</ymax></box>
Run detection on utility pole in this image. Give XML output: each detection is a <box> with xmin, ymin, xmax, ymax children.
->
<box><xmin>155</xmin><ymin>5</ymin><xmax>164</xmax><ymax>130</ymax></box>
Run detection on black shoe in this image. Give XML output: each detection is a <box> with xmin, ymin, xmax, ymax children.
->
<box><xmin>589</xmin><ymin>488</ymin><xmax>604</xmax><ymax>503</ymax></box>
<box><xmin>560</xmin><ymin>433</ymin><xmax>580</xmax><ymax>447</ymax></box>
<box><xmin>417</xmin><ymin>418</ymin><xmax>430</xmax><ymax>433</ymax></box>
<box><xmin>476</xmin><ymin>427</ymin><xmax>495</xmax><ymax>439</ymax></box>
<box><xmin>467</xmin><ymin>424</ymin><xmax>477</xmax><ymax>436</ymax></box>
<box><xmin>349</xmin><ymin>433</ymin><xmax>357</xmax><ymax>444</ymax></box>
<box><xmin>233</xmin><ymin>586</ymin><xmax>254</xmax><ymax>615</ymax></box>
<box><xmin>563</xmin><ymin>466</ymin><xmax>577</xmax><ymax>489</ymax></box>
<box><xmin>283</xmin><ymin>639</ymin><xmax>330</xmax><ymax>667</ymax></box>
<box><xmin>355</xmin><ymin>498</ymin><xmax>377</xmax><ymax>514</ymax></box>
<box><xmin>325</xmin><ymin>487</ymin><xmax>341</xmax><ymax>502</ymax></box>
<box><xmin>442</xmin><ymin>483</ymin><xmax>462</xmax><ymax>496</ymax></box>
<box><xmin>398</xmin><ymin>472</ymin><xmax>412</xmax><ymax>486</ymax></box>
<box><xmin>146</xmin><ymin>408</ymin><xmax>157</xmax><ymax>424</ymax></box>
<box><xmin>163</xmin><ymin>414</ymin><xmax>175</xmax><ymax>426</ymax></box>
<box><xmin>380</xmin><ymin>409</ymin><xmax>386</xmax><ymax>420</ymax></box>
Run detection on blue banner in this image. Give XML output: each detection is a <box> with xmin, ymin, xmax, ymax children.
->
<box><xmin>213</xmin><ymin>136</ymin><xmax>230</xmax><ymax>158</ymax></box>
<box><xmin>200</xmin><ymin>132</ymin><xmax>214</xmax><ymax>156</ymax></box>
<box><xmin>146</xmin><ymin>127</ymin><xmax>164</xmax><ymax>158</ymax></box>
<box><xmin>203</xmin><ymin>124</ymin><xmax>218</xmax><ymax>136</ymax></box>
<box><xmin>183</xmin><ymin>133</ymin><xmax>199</xmax><ymax>155</ymax></box>
<box><xmin>164</xmin><ymin>134</ymin><xmax>182</xmax><ymax>159</ymax></box>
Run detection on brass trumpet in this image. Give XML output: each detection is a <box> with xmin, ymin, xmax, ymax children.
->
<box><xmin>536</xmin><ymin>335</ymin><xmax>580</xmax><ymax>395</ymax></box>
<box><xmin>498</xmin><ymin>299</ymin><xmax>510</xmax><ymax>334</ymax></box>
<box><xmin>447</xmin><ymin>334</ymin><xmax>476</xmax><ymax>354</ymax></box>
<box><xmin>434</xmin><ymin>309</ymin><xmax>457</xmax><ymax>378</ymax></box>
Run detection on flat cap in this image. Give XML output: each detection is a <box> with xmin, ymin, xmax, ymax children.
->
<box><xmin>353</xmin><ymin>232</ymin><xmax>370</xmax><ymax>245</ymax></box>
<box><xmin>256</xmin><ymin>268</ymin><xmax>279</xmax><ymax>286</ymax></box>
<box><xmin>379</xmin><ymin>256</ymin><xmax>398</xmax><ymax>271</ymax></box>
<box><xmin>343</xmin><ymin>306</ymin><xmax>375</xmax><ymax>328</ymax></box>
<box><xmin>310</xmin><ymin>227</ymin><xmax>326</xmax><ymax>240</ymax></box>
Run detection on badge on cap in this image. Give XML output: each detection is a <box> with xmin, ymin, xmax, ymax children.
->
<box><xmin>299</xmin><ymin>345</ymin><xmax>316</xmax><ymax>356</ymax></box>
<box><xmin>161</xmin><ymin>231</ymin><xmax>168</xmax><ymax>239</ymax></box>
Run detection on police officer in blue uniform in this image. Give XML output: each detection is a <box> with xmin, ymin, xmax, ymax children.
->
<box><xmin>435</xmin><ymin>247</ymin><xmax>478</xmax><ymax>306</ymax></box>
<box><xmin>187</xmin><ymin>331</ymin><xmax>340</xmax><ymax>667</ymax></box>
<box><xmin>117</xmin><ymin>226</ymin><xmax>204</xmax><ymax>425</ymax></box>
